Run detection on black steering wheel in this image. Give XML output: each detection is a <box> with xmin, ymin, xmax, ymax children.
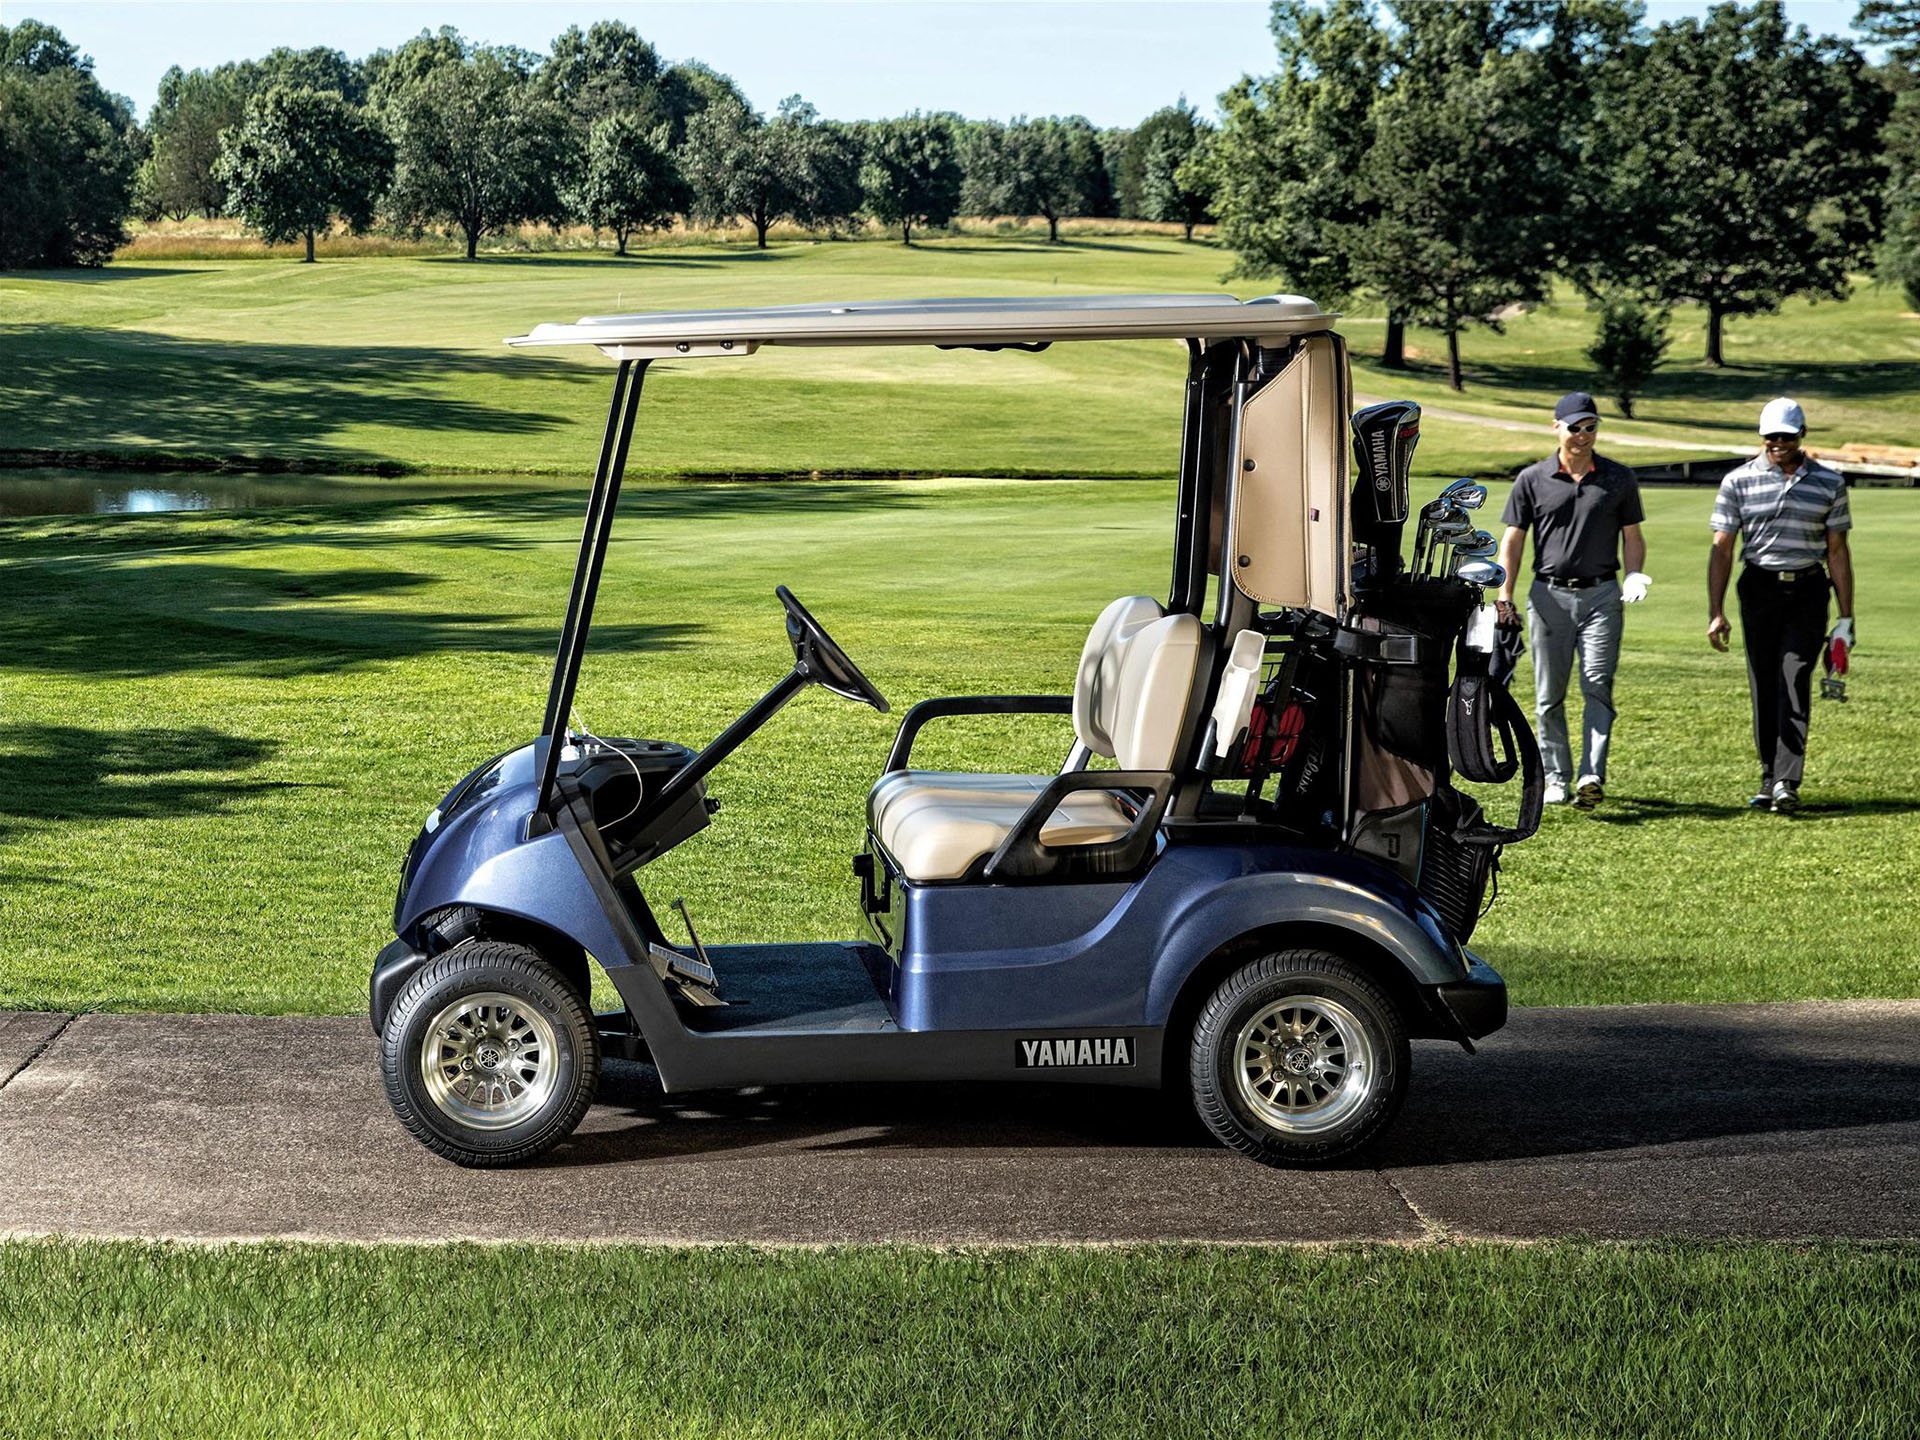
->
<box><xmin>777</xmin><ymin>585</ymin><xmax>889</xmax><ymax>713</ymax></box>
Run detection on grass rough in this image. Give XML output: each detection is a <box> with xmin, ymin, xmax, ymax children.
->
<box><xmin>0</xmin><ymin>1238</ymin><xmax>1913</xmax><ymax>1440</ymax></box>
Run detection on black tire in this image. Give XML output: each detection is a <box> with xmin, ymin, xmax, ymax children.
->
<box><xmin>381</xmin><ymin>940</ymin><xmax>599</xmax><ymax>1168</ymax></box>
<box><xmin>1189</xmin><ymin>948</ymin><xmax>1409</xmax><ymax>1166</ymax></box>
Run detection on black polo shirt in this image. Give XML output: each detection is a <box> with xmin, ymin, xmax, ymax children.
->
<box><xmin>1502</xmin><ymin>453</ymin><xmax>1644</xmax><ymax>580</ymax></box>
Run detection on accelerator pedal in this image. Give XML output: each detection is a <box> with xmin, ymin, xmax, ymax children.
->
<box><xmin>646</xmin><ymin>897</ymin><xmax>725</xmax><ymax>1008</ymax></box>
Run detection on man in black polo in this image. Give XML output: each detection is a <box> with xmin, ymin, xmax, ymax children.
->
<box><xmin>1707</xmin><ymin>397</ymin><xmax>1855</xmax><ymax>813</ymax></box>
<box><xmin>1494</xmin><ymin>392</ymin><xmax>1649</xmax><ymax>810</ymax></box>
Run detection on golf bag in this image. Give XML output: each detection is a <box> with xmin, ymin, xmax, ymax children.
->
<box><xmin>1345</xmin><ymin>581</ymin><xmax>1542</xmax><ymax>941</ymax></box>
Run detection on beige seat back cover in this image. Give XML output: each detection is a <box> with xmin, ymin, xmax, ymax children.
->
<box><xmin>1070</xmin><ymin>596</ymin><xmax>1202</xmax><ymax>770</ymax></box>
<box><xmin>1228</xmin><ymin>332</ymin><xmax>1351</xmax><ymax>619</ymax></box>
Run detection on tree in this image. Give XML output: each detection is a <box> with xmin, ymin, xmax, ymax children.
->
<box><xmin>1139</xmin><ymin>100</ymin><xmax>1214</xmax><ymax>240</ymax></box>
<box><xmin>859</xmin><ymin>113</ymin><xmax>962</xmax><ymax>244</ymax></box>
<box><xmin>1586</xmin><ymin>300</ymin><xmax>1671</xmax><ymax>418</ymax></box>
<box><xmin>214</xmin><ymin>85</ymin><xmax>390</xmax><ymax>261</ymax></box>
<box><xmin>1201</xmin><ymin>0</ymin><xmax>1398</xmax><ymax>360</ymax></box>
<box><xmin>240</xmin><ymin>46</ymin><xmax>365</xmax><ymax>106</ymax></box>
<box><xmin>1349</xmin><ymin>6</ymin><xmax>1577</xmax><ymax>390</ymax></box>
<box><xmin>653</xmin><ymin>61</ymin><xmax>749</xmax><ymax>147</ymax></box>
<box><xmin>147</xmin><ymin>66</ymin><xmax>244</xmax><ymax>219</ymax></box>
<box><xmin>681</xmin><ymin>96</ymin><xmax>851</xmax><ymax>245</ymax></box>
<box><xmin>382</xmin><ymin>42</ymin><xmax>567</xmax><ymax>260</ymax></box>
<box><xmin>1856</xmin><ymin>3</ymin><xmax>1920</xmax><ymax>306</ymax></box>
<box><xmin>570</xmin><ymin>112</ymin><xmax>686</xmax><ymax>254</ymax></box>
<box><xmin>1586</xmin><ymin>2</ymin><xmax>1889</xmax><ymax>365</ymax></box>
<box><xmin>0</xmin><ymin>20</ymin><xmax>137</xmax><ymax>268</ymax></box>
<box><xmin>541</xmin><ymin>21</ymin><xmax>664</xmax><ymax>125</ymax></box>
<box><xmin>962</xmin><ymin>115</ymin><xmax>1104</xmax><ymax>242</ymax></box>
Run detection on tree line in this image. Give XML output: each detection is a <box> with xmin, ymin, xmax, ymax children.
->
<box><xmin>0</xmin><ymin>17</ymin><xmax>1217</xmax><ymax>268</ymax></box>
<box><xmin>1201</xmin><ymin>0</ymin><xmax>1906</xmax><ymax>391</ymax></box>
<box><xmin>4</xmin><ymin>3</ymin><xmax>1917</xmax><ymax>401</ymax></box>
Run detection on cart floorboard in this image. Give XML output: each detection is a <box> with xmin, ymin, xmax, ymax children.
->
<box><xmin>684</xmin><ymin>942</ymin><xmax>895</xmax><ymax>1035</ymax></box>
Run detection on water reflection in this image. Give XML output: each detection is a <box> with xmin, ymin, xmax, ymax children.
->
<box><xmin>0</xmin><ymin>470</ymin><xmax>549</xmax><ymax>518</ymax></box>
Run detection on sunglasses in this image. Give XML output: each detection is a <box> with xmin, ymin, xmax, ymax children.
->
<box><xmin>1763</xmin><ymin>433</ymin><xmax>1800</xmax><ymax>444</ymax></box>
<box><xmin>1564</xmin><ymin>421</ymin><xmax>1599</xmax><ymax>434</ymax></box>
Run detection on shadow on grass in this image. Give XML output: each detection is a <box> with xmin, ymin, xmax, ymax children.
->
<box><xmin>419</xmin><ymin>248</ymin><xmax>797</xmax><ymax>269</ymax></box>
<box><xmin>0</xmin><ymin>724</ymin><xmax>284</xmax><ymax>840</ymax></box>
<box><xmin>5</xmin><ymin>480</ymin><xmax>929</xmax><ymax>562</ymax></box>
<box><xmin>1586</xmin><ymin>794</ymin><xmax>1920</xmax><ymax>825</ymax></box>
<box><xmin>540</xmin><ymin>1003</ymin><xmax>1920</xmax><ymax>1172</ymax></box>
<box><xmin>1</xmin><ymin>557</ymin><xmax>700</xmax><ymax>678</ymax></box>
<box><xmin>40</xmin><ymin>266</ymin><xmax>215</xmax><ymax>283</ymax></box>
<box><xmin>0</xmin><ymin>326</ymin><xmax>584</xmax><ymax>471</ymax></box>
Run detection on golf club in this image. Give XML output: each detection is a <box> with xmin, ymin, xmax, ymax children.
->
<box><xmin>1447</xmin><ymin>529</ymin><xmax>1497</xmax><ymax>576</ymax></box>
<box><xmin>1456</xmin><ymin>559</ymin><xmax>1506</xmax><ymax>589</ymax></box>
<box><xmin>1422</xmin><ymin>515</ymin><xmax>1476</xmax><ymax>577</ymax></box>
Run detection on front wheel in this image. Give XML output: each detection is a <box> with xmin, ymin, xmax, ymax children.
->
<box><xmin>1189</xmin><ymin>949</ymin><xmax>1409</xmax><ymax>1166</ymax></box>
<box><xmin>381</xmin><ymin>941</ymin><xmax>599</xmax><ymax>1167</ymax></box>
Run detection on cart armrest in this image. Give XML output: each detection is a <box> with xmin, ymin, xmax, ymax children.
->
<box><xmin>982</xmin><ymin>769</ymin><xmax>1173</xmax><ymax>882</ymax></box>
<box><xmin>884</xmin><ymin>695</ymin><xmax>1071</xmax><ymax>773</ymax></box>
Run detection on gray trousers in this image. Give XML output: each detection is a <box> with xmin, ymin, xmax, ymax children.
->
<box><xmin>1528</xmin><ymin>578</ymin><xmax>1624</xmax><ymax>785</ymax></box>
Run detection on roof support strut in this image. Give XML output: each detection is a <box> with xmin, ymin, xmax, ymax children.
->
<box><xmin>531</xmin><ymin>358</ymin><xmax>647</xmax><ymax>827</ymax></box>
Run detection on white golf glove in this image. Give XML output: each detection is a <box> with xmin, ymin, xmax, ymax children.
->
<box><xmin>1621</xmin><ymin>571</ymin><xmax>1652</xmax><ymax>604</ymax></box>
<box><xmin>1831</xmin><ymin>617</ymin><xmax>1855</xmax><ymax>649</ymax></box>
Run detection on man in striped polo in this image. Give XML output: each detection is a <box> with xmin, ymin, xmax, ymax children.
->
<box><xmin>1707</xmin><ymin>398</ymin><xmax>1856</xmax><ymax>813</ymax></box>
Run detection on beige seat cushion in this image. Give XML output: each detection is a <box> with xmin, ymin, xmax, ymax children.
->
<box><xmin>867</xmin><ymin>596</ymin><xmax>1202</xmax><ymax>883</ymax></box>
<box><xmin>875</xmin><ymin>779</ymin><xmax>1132</xmax><ymax>882</ymax></box>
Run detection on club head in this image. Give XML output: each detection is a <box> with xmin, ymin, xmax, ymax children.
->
<box><xmin>1428</xmin><ymin>517</ymin><xmax>1475</xmax><ymax>545</ymax></box>
<box><xmin>1441</xmin><ymin>480</ymin><xmax>1488</xmax><ymax>511</ymax></box>
<box><xmin>1462</xmin><ymin>529</ymin><xmax>1495</xmax><ymax>552</ymax></box>
<box><xmin>1457</xmin><ymin>560</ymin><xmax>1506</xmax><ymax>589</ymax></box>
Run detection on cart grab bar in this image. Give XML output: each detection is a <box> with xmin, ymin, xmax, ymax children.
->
<box><xmin>883</xmin><ymin>695</ymin><xmax>1071</xmax><ymax>773</ymax></box>
<box><xmin>981</xmin><ymin>768</ymin><xmax>1173</xmax><ymax>882</ymax></box>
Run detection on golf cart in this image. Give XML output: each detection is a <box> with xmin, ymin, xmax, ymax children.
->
<box><xmin>370</xmin><ymin>294</ymin><xmax>1542</xmax><ymax>1169</ymax></box>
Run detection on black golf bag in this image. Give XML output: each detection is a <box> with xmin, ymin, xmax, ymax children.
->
<box><xmin>1343</xmin><ymin>579</ymin><xmax>1542</xmax><ymax>942</ymax></box>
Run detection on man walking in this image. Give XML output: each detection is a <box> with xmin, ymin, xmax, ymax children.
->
<box><xmin>1707</xmin><ymin>398</ymin><xmax>1855</xmax><ymax>814</ymax></box>
<box><xmin>1495</xmin><ymin>392</ymin><xmax>1650</xmax><ymax>810</ymax></box>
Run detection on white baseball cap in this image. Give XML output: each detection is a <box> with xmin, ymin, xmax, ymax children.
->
<box><xmin>1758</xmin><ymin>397</ymin><xmax>1806</xmax><ymax>436</ymax></box>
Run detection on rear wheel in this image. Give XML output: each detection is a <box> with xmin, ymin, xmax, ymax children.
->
<box><xmin>1189</xmin><ymin>948</ymin><xmax>1408</xmax><ymax>1165</ymax></box>
<box><xmin>381</xmin><ymin>941</ymin><xmax>599</xmax><ymax>1167</ymax></box>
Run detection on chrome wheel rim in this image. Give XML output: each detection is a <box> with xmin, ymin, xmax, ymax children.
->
<box><xmin>420</xmin><ymin>991</ymin><xmax>560</xmax><ymax>1131</ymax></box>
<box><xmin>1232</xmin><ymin>994</ymin><xmax>1375</xmax><ymax>1136</ymax></box>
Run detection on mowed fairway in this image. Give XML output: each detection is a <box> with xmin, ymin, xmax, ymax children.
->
<box><xmin>7</xmin><ymin>237</ymin><xmax>1918</xmax><ymax>485</ymax></box>
<box><xmin>1</xmin><ymin>473</ymin><xmax>1916</xmax><ymax>1013</ymax></box>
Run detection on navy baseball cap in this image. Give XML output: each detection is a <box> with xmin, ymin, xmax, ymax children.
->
<box><xmin>1554</xmin><ymin>392</ymin><xmax>1599</xmax><ymax>425</ymax></box>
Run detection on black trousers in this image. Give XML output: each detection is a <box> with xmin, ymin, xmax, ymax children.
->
<box><xmin>1737</xmin><ymin>565</ymin><xmax>1830</xmax><ymax>788</ymax></box>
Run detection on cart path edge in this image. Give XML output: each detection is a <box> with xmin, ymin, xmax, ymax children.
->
<box><xmin>0</xmin><ymin>1000</ymin><xmax>1914</xmax><ymax>1245</ymax></box>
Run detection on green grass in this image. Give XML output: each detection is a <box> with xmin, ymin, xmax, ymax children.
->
<box><xmin>0</xmin><ymin>1239</ymin><xmax>1912</xmax><ymax>1439</ymax></box>
<box><xmin>2</xmin><ymin>477</ymin><xmax>1916</xmax><ymax>1014</ymax></box>
<box><xmin>3</xmin><ymin>239</ymin><xmax>1915</xmax><ymax>487</ymax></box>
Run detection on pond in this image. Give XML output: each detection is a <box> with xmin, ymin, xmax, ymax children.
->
<box><xmin>0</xmin><ymin>469</ymin><xmax>569</xmax><ymax>519</ymax></box>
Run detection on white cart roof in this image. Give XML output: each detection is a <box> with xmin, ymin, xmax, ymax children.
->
<box><xmin>507</xmin><ymin>293</ymin><xmax>1332</xmax><ymax>360</ymax></box>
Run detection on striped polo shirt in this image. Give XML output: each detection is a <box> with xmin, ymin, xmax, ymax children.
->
<box><xmin>1710</xmin><ymin>454</ymin><xmax>1851</xmax><ymax>571</ymax></box>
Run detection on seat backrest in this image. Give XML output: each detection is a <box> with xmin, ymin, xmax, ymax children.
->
<box><xmin>1072</xmin><ymin>596</ymin><xmax>1203</xmax><ymax>770</ymax></box>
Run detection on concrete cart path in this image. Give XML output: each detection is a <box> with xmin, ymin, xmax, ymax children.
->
<box><xmin>1</xmin><ymin>1001</ymin><xmax>1915</xmax><ymax>1245</ymax></box>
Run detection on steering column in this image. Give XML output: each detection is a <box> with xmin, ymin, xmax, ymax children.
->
<box><xmin>635</xmin><ymin>587</ymin><xmax>888</xmax><ymax>825</ymax></box>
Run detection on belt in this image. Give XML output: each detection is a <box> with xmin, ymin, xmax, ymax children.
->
<box><xmin>1535</xmin><ymin>574</ymin><xmax>1614</xmax><ymax>590</ymax></box>
<box><xmin>1744</xmin><ymin>564</ymin><xmax>1825</xmax><ymax>583</ymax></box>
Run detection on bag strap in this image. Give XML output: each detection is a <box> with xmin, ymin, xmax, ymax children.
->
<box><xmin>1453</xmin><ymin>682</ymin><xmax>1543</xmax><ymax>846</ymax></box>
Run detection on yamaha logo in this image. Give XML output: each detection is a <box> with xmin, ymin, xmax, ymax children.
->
<box><xmin>1016</xmin><ymin>1036</ymin><xmax>1135</xmax><ymax>1068</ymax></box>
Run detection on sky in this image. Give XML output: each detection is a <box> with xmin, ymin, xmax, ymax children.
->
<box><xmin>6</xmin><ymin>0</ymin><xmax>1877</xmax><ymax>128</ymax></box>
